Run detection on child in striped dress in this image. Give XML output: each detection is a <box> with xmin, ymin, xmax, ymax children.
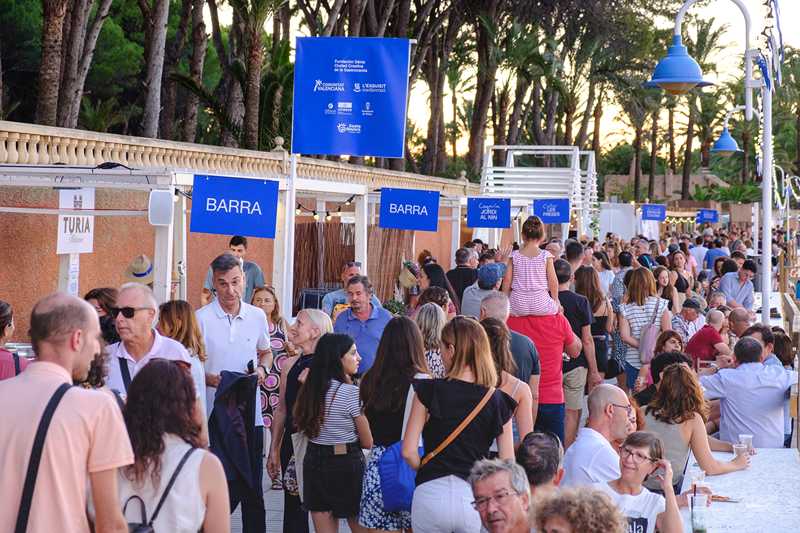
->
<box><xmin>502</xmin><ymin>216</ymin><xmax>561</xmax><ymax>317</ymax></box>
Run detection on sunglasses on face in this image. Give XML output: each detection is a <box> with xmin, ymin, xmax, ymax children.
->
<box><xmin>110</xmin><ymin>306</ymin><xmax>151</xmax><ymax>319</ymax></box>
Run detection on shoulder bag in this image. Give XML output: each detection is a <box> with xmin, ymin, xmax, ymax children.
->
<box><xmin>638</xmin><ymin>299</ymin><xmax>662</xmax><ymax>364</ymax></box>
<box><xmin>122</xmin><ymin>447</ymin><xmax>197</xmax><ymax>533</ymax></box>
<box><xmin>14</xmin><ymin>383</ymin><xmax>72</xmax><ymax>533</ymax></box>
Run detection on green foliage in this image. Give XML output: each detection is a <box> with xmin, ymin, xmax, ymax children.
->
<box><xmin>382</xmin><ymin>299</ymin><xmax>407</xmax><ymax>316</ymax></box>
<box><xmin>86</xmin><ymin>18</ymin><xmax>143</xmax><ymax>100</ymax></box>
<box><xmin>691</xmin><ymin>183</ymin><xmax>760</xmax><ymax>203</ymax></box>
<box><xmin>79</xmin><ymin>97</ymin><xmax>128</xmax><ymax>132</ymax></box>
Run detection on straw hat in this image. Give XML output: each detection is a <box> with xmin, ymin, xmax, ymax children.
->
<box><xmin>125</xmin><ymin>254</ymin><xmax>154</xmax><ymax>284</ymax></box>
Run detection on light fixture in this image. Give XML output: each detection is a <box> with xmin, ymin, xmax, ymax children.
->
<box><xmin>711</xmin><ymin>127</ymin><xmax>742</xmax><ymax>157</ymax></box>
<box><xmin>325</xmin><ymin>211</ymin><xmax>332</xmax><ymax>221</ymax></box>
<box><xmin>647</xmin><ymin>35</ymin><xmax>713</xmax><ymax>95</ymax></box>
<box><xmin>312</xmin><ymin>210</ymin><xmax>320</xmax><ymax>221</ymax></box>
<box><xmin>295</xmin><ymin>206</ymin><xmax>302</xmax><ymax>215</ymax></box>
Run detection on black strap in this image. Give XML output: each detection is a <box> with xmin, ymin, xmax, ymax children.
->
<box><xmin>119</xmin><ymin>357</ymin><xmax>132</xmax><ymax>392</ymax></box>
<box><xmin>13</xmin><ymin>352</ymin><xmax>20</xmax><ymax>375</ymax></box>
<box><xmin>15</xmin><ymin>383</ymin><xmax>71</xmax><ymax>533</ymax></box>
<box><xmin>148</xmin><ymin>447</ymin><xmax>197</xmax><ymax>525</ymax></box>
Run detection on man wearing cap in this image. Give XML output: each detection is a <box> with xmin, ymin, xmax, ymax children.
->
<box><xmin>670</xmin><ymin>298</ymin><xmax>706</xmax><ymax>344</ymax></box>
<box><xmin>321</xmin><ymin>260</ymin><xmax>382</xmax><ymax>318</ymax></box>
<box><xmin>461</xmin><ymin>263</ymin><xmax>506</xmax><ymax>318</ymax></box>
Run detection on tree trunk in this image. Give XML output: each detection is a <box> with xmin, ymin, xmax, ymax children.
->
<box><xmin>700</xmin><ymin>136</ymin><xmax>712</xmax><ymax>168</ymax></box>
<box><xmin>633</xmin><ymin>126</ymin><xmax>642</xmax><ymax>201</ymax></box>
<box><xmin>58</xmin><ymin>0</ymin><xmax>114</xmax><ymax>128</ymax></box>
<box><xmin>422</xmin><ymin>43</ymin><xmax>443</xmax><ymax>175</ymax></box>
<box><xmin>58</xmin><ymin>0</ymin><xmax>89</xmax><ymax>125</ymax></box>
<box><xmin>159</xmin><ymin>0</ymin><xmax>192</xmax><ymax>139</ymax></box>
<box><xmin>140</xmin><ymin>0</ymin><xmax>171</xmax><ymax>138</ymax></box>
<box><xmin>506</xmin><ymin>76</ymin><xmax>529</xmax><ymax>145</ymax></box>
<box><xmin>794</xmin><ymin>105</ymin><xmax>800</xmax><ymax>176</ymax></box>
<box><xmin>181</xmin><ymin>0</ymin><xmax>206</xmax><ymax>142</ymax></box>
<box><xmin>648</xmin><ymin>109</ymin><xmax>658</xmax><ymax>200</ymax></box>
<box><xmin>0</xmin><ymin>39</ymin><xmax>4</xmax><ymax>118</ymax></box>
<box><xmin>575</xmin><ymin>79</ymin><xmax>596</xmax><ymax>148</ymax></box>
<box><xmin>668</xmin><ymin>106</ymin><xmax>677</xmax><ymax>175</ymax></box>
<box><xmin>467</xmin><ymin>7</ymin><xmax>499</xmax><ymax>173</ymax></box>
<box><xmin>242</xmin><ymin>26</ymin><xmax>262</xmax><ymax>150</ymax></box>
<box><xmin>681</xmin><ymin>97</ymin><xmax>696</xmax><ymax>200</ymax></box>
<box><xmin>591</xmin><ymin>98</ymin><xmax>602</xmax><ymax>157</ymax></box>
<box><xmin>451</xmin><ymin>83</ymin><xmax>458</xmax><ymax>160</ymax></box>
<box><xmin>37</xmin><ymin>0</ymin><xmax>70</xmax><ymax>125</ymax></box>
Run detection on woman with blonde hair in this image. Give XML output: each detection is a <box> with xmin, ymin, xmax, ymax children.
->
<box><xmin>158</xmin><ymin>300</ymin><xmax>208</xmax><ymax>417</ymax></box>
<box><xmin>619</xmin><ymin>268</ymin><xmax>671</xmax><ymax>391</ymax></box>
<box><xmin>415</xmin><ymin>302</ymin><xmax>447</xmax><ymax>378</ymax></box>
<box><xmin>644</xmin><ymin>364</ymin><xmax>749</xmax><ymax>492</ymax></box>
<box><xmin>402</xmin><ymin>316</ymin><xmax>516</xmax><ymax>533</ymax></box>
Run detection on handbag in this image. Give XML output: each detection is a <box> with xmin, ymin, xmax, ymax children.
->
<box><xmin>378</xmin><ymin>379</ymin><xmax>423</xmax><ymax>512</ymax></box>
<box><xmin>638</xmin><ymin>299</ymin><xmax>662</xmax><ymax>364</ymax></box>
<box><xmin>14</xmin><ymin>383</ymin><xmax>71</xmax><ymax>533</ymax></box>
<box><xmin>122</xmin><ymin>447</ymin><xmax>197</xmax><ymax>532</ymax></box>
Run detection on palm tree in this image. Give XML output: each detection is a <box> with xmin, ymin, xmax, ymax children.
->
<box><xmin>778</xmin><ymin>48</ymin><xmax>800</xmax><ymax>175</ymax></box>
<box><xmin>36</xmin><ymin>0</ymin><xmax>70</xmax><ymax>125</ymax></box>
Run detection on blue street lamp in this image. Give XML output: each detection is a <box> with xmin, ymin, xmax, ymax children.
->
<box><xmin>649</xmin><ymin>0</ymin><xmax>775</xmax><ymax>325</ymax></box>
<box><xmin>711</xmin><ymin>105</ymin><xmax>762</xmax><ymax>157</ymax></box>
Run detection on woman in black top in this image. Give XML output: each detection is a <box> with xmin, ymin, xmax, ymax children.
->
<box><xmin>575</xmin><ymin>266</ymin><xmax>616</xmax><ymax>377</ymax></box>
<box><xmin>267</xmin><ymin>309</ymin><xmax>332</xmax><ymax>533</ymax></box>
<box><xmin>358</xmin><ymin>317</ymin><xmax>429</xmax><ymax>531</ymax></box>
<box><xmin>402</xmin><ymin>316</ymin><xmax>515</xmax><ymax>533</ymax></box>
<box><xmin>668</xmin><ymin>250</ymin><xmax>693</xmax><ymax>300</ymax></box>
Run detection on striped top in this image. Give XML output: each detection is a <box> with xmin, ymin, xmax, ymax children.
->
<box><xmin>311</xmin><ymin>380</ymin><xmax>362</xmax><ymax>445</ymax></box>
<box><xmin>509</xmin><ymin>250</ymin><xmax>559</xmax><ymax>316</ymax></box>
<box><xmin>620</xmin><ymin>297</ymin><xmax>669</xmax><ymax>368</ymax></box>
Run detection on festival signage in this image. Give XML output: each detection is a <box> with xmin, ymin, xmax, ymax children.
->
<box><xmin>190</xmin><ymin>175</ymin><xmax>279</xmax><ymax>239</ymax></box>
<box><xmin>291</xmin><ymin>37</ymin><xmax>411</xmax><ymax>157</ymax></box>
<box><xmin>379</xmin><ymin>188</ymin><xmax>440</xmax><ymax>231</ymax></box>
<box><xmin>57</xmin><ymin>188</ymin><xmax>94</xmax><ymax>254</ymax></box>
<box><xmin>532</xmin><ymin>198</ymin><xmax>571</xmax><ymax>224</ymax></box>
<box><xmin>641</xmin><ymin>204</ymin><xmax>667</xmax><ymax>222</ymax></box>
<box><xmin>467</xmin><ymin>197</ymin><xmax>511</xmax><ymax>228</ymax></box>
<box><xmin>696</xmin><ymin>208</ymin><xmax>719</xmax><ymax>224</ymax></box>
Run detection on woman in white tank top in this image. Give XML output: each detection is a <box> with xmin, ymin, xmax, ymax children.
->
<box><xmin>119</xmin><ymin>359</ymin><xmax>230</xmax><ymax>533</ymax></box>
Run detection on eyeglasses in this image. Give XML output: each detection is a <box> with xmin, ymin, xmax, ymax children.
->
<box><xmin>619</xmin><ymin>445</ymin><xmax>656</xmax><ymax>465</ymax></box>
<box><xmin>471</xmin><ymin>490</ymin><xmax>519</xmax><ymax>511</ymax></box>
<box><xmin>611</xmin><ymin>403</ymin><xmax>634</xmax><ymax>417</ymax></box>
<box><xmin>345</xmin><ymin>261</ymin><xmax>362</xmax><ymax>268</ymax></box>
<box><xmin>110</xmin><ymin>307</ymin><xmax>152</xmax><ymax>319</ymax></box>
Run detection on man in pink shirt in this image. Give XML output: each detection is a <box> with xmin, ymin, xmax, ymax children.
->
<box><xmin>0</xmin><ymin>293</ymin><xmax>133</xmax><ymax>533</ymax></box>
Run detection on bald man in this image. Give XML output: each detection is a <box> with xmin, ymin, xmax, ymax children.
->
<box><xmin>0</xmin><ymin>293</ymin><xmax>133</xmax><ymax>532</ymax></box>
<box><xmin>561</xmin><ymin>384</ymin><xmax>632</xmax><ymax>487</ymax></box>
<box><xmin>727</xmin><ymin>307</ymin><xmax>751</xmax><ymax>349</ymax></box>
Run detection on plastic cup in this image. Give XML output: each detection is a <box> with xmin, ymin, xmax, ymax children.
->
<box><xmin>733</xmin><ymin>443</ymin><xmax>748</xmax><ymax>459</ymax></box>
<box><xmin>690</xmin><ymin>494</ymin><xmax>709</xmax><ymax>532</ymax></box>
<box><xmin>688</xmin><ymin>467</ymin><xmax>706</xmax><ymax>491</ymax></box>
<box><xmin>739</xmin><ymin>434</ymin><xmax>754</xmax><ymax>454</ymax></box>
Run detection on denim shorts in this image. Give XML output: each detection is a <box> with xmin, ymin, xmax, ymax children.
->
<box><xmin>303</xmin><ymin>441</ymin><xmax>365</xmax><ymax>518</ymax></box>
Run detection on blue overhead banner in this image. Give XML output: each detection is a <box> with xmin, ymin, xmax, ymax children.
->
<box><xmin>696</xmin><ymin>208</ymin><xmax>719</xmax><ymax>224</ymax></box>
<box><xmin>379</xmin><ymin>188</ymin><xmax>439</xmax><ymax>232</ymax></box>
<box><xmin>291</xmin><ymin>37</ymin><xmax>411</xmax><ymax>158</ymax></box>
<box><xmin>641</xmin><ymin>204</ymin><xmax>667</xmax><ymax>222</ymax></box>
<box><xmin>190</xmin><ymin>175</ymin><xmax>279</xmax><ymax>239</ymax></box>
<box><xmin>467</xmin><ymin>197</ymin><xmax>511</xmax><ymax>228</ymax></box>
<box><xmin>533</xmin><ymin>198</ymin><xmax>571</xmax><ymax>224</ymax></box>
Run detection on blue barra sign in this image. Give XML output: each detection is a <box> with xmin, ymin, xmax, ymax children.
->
<box><xmin>379</xmin><ymin>188</ymin><xmax>440</xmax><ymax>232</ymax></box>
<box><xmin>641</xmin><ymin>204</ymin><xmax>667</xmax><ymax>221</ymax></box>
<box><xmin>533</xmin><ymin>198</ymin><xmax>571</xmax><ymax>224</ymax></box>
<box><xmin>467</xmin><ymin>197</ymin><xmax>511</xmax><ymax>228</ymax></box>
<box><xmin>696</xmin><ymin>209</ymin><xmax>719</xmax><ymax>223</ymax></box>
<box><xmin>291</xmin><ymin>37</ymin><xmax>411</xmax><ymax>158</ymax></box>
<box><xmin>190</xmin><ymin>175</ymin><xmax>279</xmax><ymax>239</ymax></box>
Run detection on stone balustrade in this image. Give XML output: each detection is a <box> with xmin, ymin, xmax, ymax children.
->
<box><xmin>0</xmin><ymin>120</ymin><xmax>477</xmax><ymax>196</ymax></box>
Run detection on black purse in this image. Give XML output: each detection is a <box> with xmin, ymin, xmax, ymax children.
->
<box><xmin>122</xmin><ymin>447</ymin><xmax>197</xmax><ymax>533</ymax></box>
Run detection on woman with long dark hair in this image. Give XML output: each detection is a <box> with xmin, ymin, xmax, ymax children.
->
<box><xmin>294</xmin><ymin>333</ymin><xmax>373</xmax><ymax>533</ymax></box>
<box><xmin>402</xmin><ymin>316</ymin><xmax>515</xmax><ymax>532</ymax></box>
<box><xmin>575</xmin><ymin>266</ymin><xmax>615</xmax><ymax>378</ymax></box>
<box><xmin>84</xmin><ymin>287</ymin><xmax>120</xmax><ymax>344</ymax></box>
<box><xmin>359</xmin><ymin>317</ymin><xmax>429</xmax><ymax>532</ymax></box>
<box><xmin>653</xmin><ymin>266</ymin><xmax>679</xmax><ymax>312</ymax></box>
<box><xmin>668</xmin><ymin>250</ymin><xmax>694</xmax><ymax>303</ymax></box>
<box><xmin>0</xmin><ymin>300</ymin><xmax>28</xmax><ymax>380</ymax></box>
<box><xmin>119</xmin><ymin>359</ymin><xmax>229</xmax><ymax>532</ymax></box>
<box><xmin>419</xmin><ymin>263</ymin><xmax>460</xmax><ymax>314</ymax></box>
<box><xmin>593</xmin><ymin>251</ymin><xmax>616</xmax><ymax>296</ymax></box>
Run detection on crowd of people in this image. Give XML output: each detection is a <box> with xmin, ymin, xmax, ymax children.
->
<box><xmin>0</xmin><ymin>224</ymin><xmax>797</xmax><ymax>533</ymax></box>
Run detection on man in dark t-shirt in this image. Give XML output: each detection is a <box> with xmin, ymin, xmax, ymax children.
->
<box><xmin>447</xmin><ymin>247</ymin><xmax>479</xmax><ymax>302</ymax></box>
<box><xmin>555</xmin><ymin>260</ymin><xmax>601</xmax><ymax>448</ymax></box>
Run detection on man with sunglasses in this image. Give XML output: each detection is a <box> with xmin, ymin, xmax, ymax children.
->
<box><xmin>106</xmin><ymin>282</ymin><xmax>192</xmax><ymax>398</ymax></box>
<box><xmin>562</xmin><ymin>384</ymin><xmax>632</xmax><ymax>487</ymax></box>
<box><xmin>321</xmin><ymin>260</ymin><xmax>381</xmax><ymax>318</ymax></box>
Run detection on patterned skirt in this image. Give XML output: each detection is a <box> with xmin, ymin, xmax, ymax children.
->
<box><xmin>358</xmin><ymin>445</ymin><xmax>412</xmax><ymax>530</ymax></box>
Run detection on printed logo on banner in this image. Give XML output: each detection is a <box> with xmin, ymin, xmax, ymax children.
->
<box><xmin>379</xmin><ymin>188</ymin><xmax>440</xmax><ymax>232</ymax></box>
<box><xmin>696</xmin><ymin>208</ymin><xmax>719</xmax><ymax>223</ymax></box>
<box><xmin>57</xmin><ymin>188</ymin><xmax>95</xmax><ymax>254</ymax></box>
<box><xmin>190</xmin><ymin>175</ymin><xmax>279</xmax><ymax>239</ymax></box>
<box><xmin>533</xmin><ymin>198</ymin><xmax>571</xmax><ymax>224</ymax></box>
<box><xmin>292</xmin><ymin>37</ymin><xmax>411</xmax><ymax>157</ymax></box>
<box><xmin>467</xmin><ymin>198</ymin><xmax>511</xmax><ymax>228</ymax></box>
<box><xmin>641</xmin><ymin>204</ymin><xmax>667</xmax><ymax>221</ymax></box>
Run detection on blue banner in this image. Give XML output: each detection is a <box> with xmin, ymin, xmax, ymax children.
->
<box><xmin>533</xmin><ymin>198</ymin><xmax>571</xmax><ymax>224</ymax></box>
<box><xmin>641</xmin><ymin>204</ymin><xmax>667</xmax><ymax>222</ymax></box>
<box><xmin>379</xmin><ymin>188</ymin><xmax>439</xmax><ymax>231</ymax></box>
<box><xmin>696</xmin><ymin>208</ymin><xmax>719</xmax><ymax>224</ymax></box>
<box><xmin>467</xmin><ymin>197</ymin><xmax>511</xmax><ymax>228</ymax></box>
<box><xmin>291</xmin><ymin>37</ymin><xmax>411</xmax><ymax>158</ymax></box>
<box><xmin>190</xmin><ymin>175</ymin><xmax>279</xmax><ymax>239</ymax></box>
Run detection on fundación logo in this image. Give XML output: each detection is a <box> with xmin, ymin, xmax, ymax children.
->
<box><xmin>361</xmin><ymin>101</ymin><xmax>374</xmax><ymax>116</ymax></box>
<box><xmin>313</xmin><ymin>79</ymin><xmax>345</xmax><ymax>92</ymax></box>
<box><xmin>337</xmin><ymin>123</ymin><xmax>362</xmax><ymax>134</ymax></box>
<box><xmin>337</xmin><ymin>101</ymin><xmax>353</xmax><ymax>114</ymax></box>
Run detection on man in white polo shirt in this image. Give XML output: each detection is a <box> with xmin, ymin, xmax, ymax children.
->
<box><xmin>196</xmin><ymin>252</ymin><xmax>271</xmax><ymax>533</ymax></box>
<box><xmin>107</xmin><ymin>282</ymin><xmax>192</xmax><ymax>397</ymax></box>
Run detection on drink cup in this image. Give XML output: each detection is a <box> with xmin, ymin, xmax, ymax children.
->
<box><xmin>739</xmin><ymin>434</ymin><xmax>754</xmax><ymax>454</ymax></box>
<box><xmin>733</xmin><ymin>443</ymin><xmax>748</xmax><ymax>459</ymax></box>
<box><xmin>688</xmin><ymin>467</ymin><xmax>706</xmax><ymax>491</ymax></box>
<box><xmin>690</xmin><ymin>494</ymin><xmax>709</xmax><ymax>533</ymax></box>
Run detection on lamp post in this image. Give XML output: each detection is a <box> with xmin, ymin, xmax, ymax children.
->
<box><xmin>648</xmin><ymin>0</ymin><xmax>774</xmax><ymax>324</ymax></box>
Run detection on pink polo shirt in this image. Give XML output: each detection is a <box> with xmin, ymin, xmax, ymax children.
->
<box><xmin>0</xmin><ymin>362</ymin><xmax>133</xmax><ymax>532</ymax></box>
<box><xmin>0</xmin><ymin>347</ymin><xmax>28</xmax><ymax>381</ymax></box>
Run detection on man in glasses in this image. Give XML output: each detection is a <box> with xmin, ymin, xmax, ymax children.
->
<box><xmin>200</xmin><ymin>235</ymin><xmax>265</xmax><ymax>306</ymax></box>
<box><xmin>321</xmin><ymin>260</ymin><xmax>381</xmax><ymax>319</ymax></box>
<box><xmin>561</xmin><ymin>384</ymin><xmax>631</xmax><ymax>487</ymax></box>
<box><xmin>469</xmin><ymin>459</ymin><xmax>532</xmax><ymax>533</ymax></box>
<box><xmin>106</xmin><ymin>282</ymin><xmax>192</xmax><ymax>397</ymax></box>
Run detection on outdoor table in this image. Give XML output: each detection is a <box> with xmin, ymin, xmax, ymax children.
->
<box><xmin>679</xmin><ymin>448</ymin><xmax>800</xmax><ymax>532</ymax></box>
<box><xmin>752</xmin><ymin>292</ymin><xmax>783</xmax><ymax>328</ymax></box>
